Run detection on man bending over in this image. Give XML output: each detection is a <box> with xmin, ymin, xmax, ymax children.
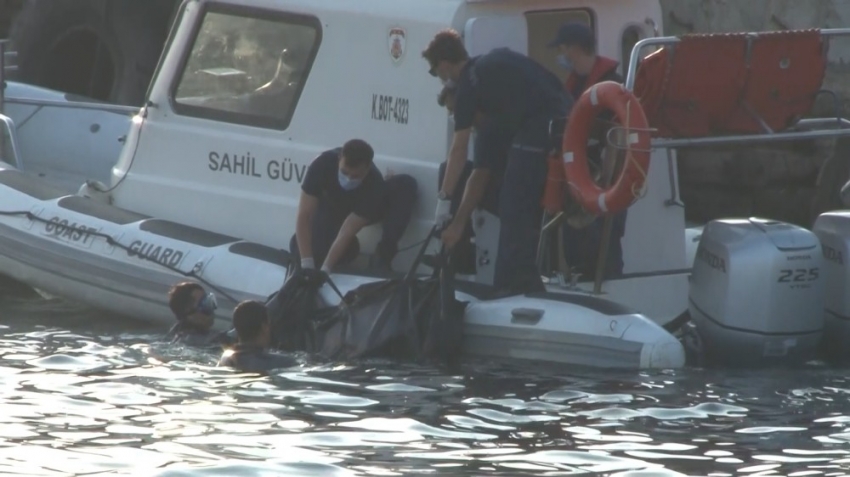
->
<box><xmin>290</xmin><ymin>139</ymin><xmax>418</xmax><ymax>274</ymax></box>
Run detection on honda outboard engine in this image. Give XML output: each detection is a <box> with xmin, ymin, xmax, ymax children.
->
<box><xmin>688</xmin><ymin>218</ymin><xmax>824</xmax><ymax>367</ymax></box>
<box><xmin>812</xmin><ymin>212</ymin><xmax>850</xmax><ymax>363</ymax></box>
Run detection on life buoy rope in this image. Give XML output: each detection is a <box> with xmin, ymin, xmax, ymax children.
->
<box><xmin>561</xmin><ymin>81</ymin><xmax>652</xmax><ymax>216</ymax></box>
<box><xmin>622</xmin><ymin>98</ymin><xmax>649</xmax><ymax>201</ymax></box>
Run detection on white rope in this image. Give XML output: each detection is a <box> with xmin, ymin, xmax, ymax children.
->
<box><xmin>623</xmin><ymin>98</ymin><xmax>649</xmax><ymax>201</ymax></box>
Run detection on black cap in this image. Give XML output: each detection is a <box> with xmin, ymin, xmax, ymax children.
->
<box><xmin>547</xmin><ymin>22</ymin><xmax>595</xmax><ymax>49</ymax></box>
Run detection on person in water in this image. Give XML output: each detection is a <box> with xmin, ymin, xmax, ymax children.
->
<box><xmin>218</xmin><ymin>300</ymin><xmax>298</xmax><ymax>373</ymax></box>
<box><xmin>167</xmin><ymin>281</ymin><xmax>234</xmax><ymax>348</ymax></box>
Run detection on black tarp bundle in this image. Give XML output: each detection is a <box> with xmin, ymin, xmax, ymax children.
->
<box><xmin>264</xmin><ymin>268</ymin><xmax>326</xmax><ymax>352</ymax></box>
<box><xmin>265</xmin><ymin>234</ymin><xmax>466</xmax><ymax>366</ymax></box>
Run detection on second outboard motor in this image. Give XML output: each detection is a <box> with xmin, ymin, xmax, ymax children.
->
<box><xmin>813</xmin><ymin>212</ymin><xmax>850</xmax><ymax>363</ymax></box>
<box><xmin>688</xmin><ymin>218</ymin><xmax>824</xmax><ymax>366</ymax></box>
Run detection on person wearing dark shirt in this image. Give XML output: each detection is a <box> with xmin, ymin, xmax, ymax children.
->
<box><xmin>430</xmin><ymin>85</ymin><xmax>504</xmax><ymax>274</ymax></box>
<box><xmin>166</xmin><ymin>281</ymin><xmax>235</xmax><ymax>348</ymax></box>
<box><xmin>290</xmin><ymin>139</ymin><xmax>417</xmax><ymax>274</ymax></box>
<box><xmin>549</xmin><ymin>22</ymin><xmax>627</xmax><ymax>279</ymax></box>
<box><xmin>423</xmin><ymin>29</ymin><xmax>572</xmax><ymax>295</ymax></box>
<box><xmin>437</xmin><ymin>85</ymin><xmax>502</xmax><ymax>217</ymax></box>
<box><xmin>218</xmin><ymin>300</ymin><xmax>297</xmax><ymax>373</ymax></box>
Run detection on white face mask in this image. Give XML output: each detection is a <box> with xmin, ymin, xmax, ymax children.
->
<box><xmin>556</xmin><ymin>54</ymin><xmax>573</xmax><ymax>71</ymax></box>
<box><xmin>441</xmin><ymin>78</ymin><xmax>456</xmax><ymax>89</ymax></box>
<box><xmin>338</xmin><ymin>169</ymin><xmax>363</xmax><ymax>191</ymax></box>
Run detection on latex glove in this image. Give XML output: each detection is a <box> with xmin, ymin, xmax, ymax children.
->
<box><xmin>302</xmin><ymin>268</ymin><xmax>327</xmax><ymax>287</ymax></box>
<box><xmin>300</xmin><ymin>257</ymin><xmax>315</xmax><ymax>269</ymax></box>
<box><xmin>434</xmin><ymin>198</ymin><xmax>452</xmax><ymax>227</ymax></box>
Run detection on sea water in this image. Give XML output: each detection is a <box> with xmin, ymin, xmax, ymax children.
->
<box><xmin>1</xmin><ymin>282</ymin><xmax>849</xmax><ymax>476</ymax></box>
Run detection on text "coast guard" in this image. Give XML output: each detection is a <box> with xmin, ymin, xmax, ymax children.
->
<box><xmin>127</xmin><ymin>240</ymin><xmax>185</xmax><ymax>267</ymax></box>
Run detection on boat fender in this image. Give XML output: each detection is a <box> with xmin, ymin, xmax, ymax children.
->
<box><xmin>77</xmin><ymin>180</ymin><xmax>112</xmax><ymax>204</ymax></box>
<box><xmin>561</xmin><ymin>81</ymin><xmax>652</xmax><ymax>215</ymax></box>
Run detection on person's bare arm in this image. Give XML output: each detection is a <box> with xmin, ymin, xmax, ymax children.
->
<box><xmin>323</xmin><ymin>213</ymin><xmax>369</xmax><ymax>271</ymax></box>
<box><xmin>295</xmin><ymin>191</ymin><xmax>319</xmax><ymax>266</ymax></box>
<box><xmin>441</xmin><ymin>168</ymin><xmax>491</xmax><ymax>248</ymax></box>
<box><xmin>439</xmin><ymin>128</ymin><xmax>472</xmax><ymax>197</ymax></box>
<box><xmin>453</xmin><ymin>168</ymin><xmax>490</xmax><ymax>227</ymax></box>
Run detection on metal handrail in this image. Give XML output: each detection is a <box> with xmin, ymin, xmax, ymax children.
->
<box><xmin>0</xmin><ymin>39</ymin><xmax>139</xmax><ymax>116</ymax></box>
<box><xmin>4</xmin><ymin>97</ymin><xmax>141</xmax><ymax>115</ymax></box>
<box><xmin>624</xmin><ymin>28</ymin><xmax>850</xmax><ymax>93</ymax></box>
<box><xmin>654</xmin><ymin>118</ymin><xmax>850</xmax><ymax>149</ymax></box>
<box><xmin>0</xmin><ymin>114</ymin><xmax>22</xmax><ymax>169</ymax></box>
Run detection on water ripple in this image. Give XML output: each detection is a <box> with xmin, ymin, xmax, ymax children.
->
<box><xmin>1</xmin><ymin>294</ymin><xmax>850</xmax><ymax>475</ymax></box>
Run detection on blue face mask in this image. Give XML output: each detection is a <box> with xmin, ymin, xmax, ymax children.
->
<box><xmin>338</xmin><ymin>169</ymin><xmax>363</xmax><ymax>191</ymax></box>
<box><xmin>556</xmin><ymin>54</ymin><xmax>573</xmax><ymax>71</ymax></box>
<box><xmin>189</xmin><ymin>292</ymin><xmax>217</xmax><ymax>318</ymax></box>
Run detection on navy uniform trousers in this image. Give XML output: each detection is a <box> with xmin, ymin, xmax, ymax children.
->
<box><xmin>492</xmin><ymin>120</ymin><xmax>552</xmax><ymax>295</ymax></box>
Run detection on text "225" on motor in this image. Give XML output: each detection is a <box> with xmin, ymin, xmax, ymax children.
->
<box><xmin>777</xmin><ymin>268</ymin><xmax>819</xmax><ymax>283</ymax></box>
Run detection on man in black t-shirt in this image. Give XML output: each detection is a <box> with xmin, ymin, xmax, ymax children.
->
<box><xmin>290</xmin><ymin>139</ymin><xmax>417</xmax><ymax>273</ymax></box>
<box><xmin>423</xmin><ymin>29</ymin><xmax>572</xmax><ymax>295</ymax></box>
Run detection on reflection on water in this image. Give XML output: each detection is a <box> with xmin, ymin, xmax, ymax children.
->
<box><xmin>2</xmin><ymin>286</ymin><xmax>850</xmax><ymax>476</ymax></box>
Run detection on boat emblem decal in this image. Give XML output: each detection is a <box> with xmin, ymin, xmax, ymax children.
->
<box><xmin>389</xmin><ymin>27</ymin><xmax>406</xmax><ymax>63</ymax></box>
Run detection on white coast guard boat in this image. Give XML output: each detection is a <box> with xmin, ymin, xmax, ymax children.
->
<box><xmin>0</xmin><ymin>0</ymin><xmax>849</xmax><ymax>369</ymax></box>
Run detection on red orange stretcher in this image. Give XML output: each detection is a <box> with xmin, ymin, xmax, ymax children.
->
<box><xmin>633</xmin><ymin>29</ymin><xmax>827</xmax><ymax>138</ymax></box>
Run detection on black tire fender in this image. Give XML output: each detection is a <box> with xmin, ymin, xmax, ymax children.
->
<box><xmin>9</xmin><ymin>0</ymin><xmax>176</xmax><ymax>106</ymax></box>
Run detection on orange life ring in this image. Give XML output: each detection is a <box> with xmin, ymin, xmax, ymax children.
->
<box><xmin>561</xmin><ymin>81</ymin><xmax>651</xmax><ymax>216</ymax></box>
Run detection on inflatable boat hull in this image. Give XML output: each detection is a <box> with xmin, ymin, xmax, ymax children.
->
<box><xmin>0</xmin><ymin>168</ymin><xmax>685</xmax><ymax>369</ymax></box>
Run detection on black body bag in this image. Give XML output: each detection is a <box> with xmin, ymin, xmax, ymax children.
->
<box><xmin>311</xmin><ymin>230</ymin><xmax>467</xmax><ymax>366</ymax></box>
<box><xmin>264</xmin><ymin>268</ymin><xmax>327</xmax><ymax>351</ymax></box>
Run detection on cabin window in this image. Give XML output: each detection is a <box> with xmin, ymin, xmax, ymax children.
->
<box><xmin>620</xmin><ymin>25</ymin><xmax>646</xmax><ymax>81</ymax></box>
<box><xmin>525</xmin><ymin>9</ymin><xmax>594</xmax><ymax>83</ymax></box>
<box><xmin>171</xmin><ymin>4</ymin><xmax>321</xmax><ymax>130</ymax></box>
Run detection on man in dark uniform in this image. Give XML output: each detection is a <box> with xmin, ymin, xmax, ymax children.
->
<box><xmin>166</xmin><ymin>281</ymin><xmax>234</xmax><ymax>348</ymax></box>
<box><xmin>218</xmin><ymin>300</ymin><xmax>297</xmax><ymax>373</ymax></box>
<box><xmin>431</xmin><ymin>85</ymin><xmax>502</xmax><ymax>274</ymax></box>
<box><xmin>550</xmin><ymin>22</ymin><xmax>628</xmax><ymax>279</ymax></box>
<box><xmin>290</xmin><ymin>139</ymin><xmax>417</xmax><ymax>274</ymax></box>
<box><xmin>423</xmin><ymin>29</ymin><xmax>572</xmax><ymax>295</ymax></box>
<box><xmin>437</xmin><ymin>85</ymin><xmax>503</xmax><ymax>217</ymax></box>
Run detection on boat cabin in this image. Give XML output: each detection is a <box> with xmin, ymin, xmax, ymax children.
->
<box><xmin>108</xmin><ymin>0</ymin><xmax>688</xmax><ymax>319</ymax></box>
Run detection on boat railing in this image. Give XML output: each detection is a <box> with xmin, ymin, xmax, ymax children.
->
<box><xmin>544</xmin><ymin>28</ymin><xmax>850</xmax><ymax>294</ymax></box>
<box><xmin>623</xmin><ymin>28</ymin><xmax>850</xmax><ymax>149</ymax></box>
<box><xmin>0</xmin><ymin>39</ymin><xmax>141</xmax><ymax>117</ymax></box>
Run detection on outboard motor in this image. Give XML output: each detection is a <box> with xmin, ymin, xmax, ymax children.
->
<box><xmin>688</xmin><ymin>218</ymin><xmax>824</xmax><ymax>367</ymax></box>
<box><xmin>812</xmin><ymin>212</ymin><xmax>850</xmax><ymax>363</ymax></box>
